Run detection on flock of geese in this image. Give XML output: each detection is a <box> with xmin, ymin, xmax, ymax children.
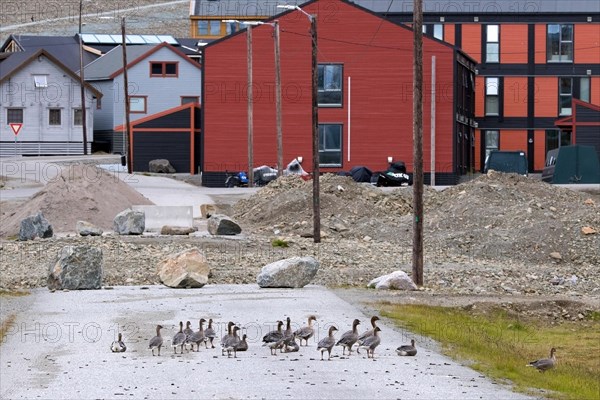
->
<box><xmin>110</xmin><ymin>315</ymin><xmax>556</xmax><ymax>371</ymax></box>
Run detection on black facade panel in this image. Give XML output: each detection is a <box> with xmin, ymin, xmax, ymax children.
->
<box><xmin>477</xmin><ymin>117</ymin><xmax>557</xmax><ymax>130</ymax></box>
<box><xmin>133</xmin><ymin>132</ymin><xmax>190</xmax><ymax>173</ymax></box>
<box><xmin>202</xmin><ymin>171</ymin><xmax>228</xmax><ymax>187</ymax></box>
<box><xmin>137</xmin><ymin>109</ymin><xmax>191</xmax><ymax>129</ymax></box>
<box><xmin>194</xmin><ymin>107</ymin><xmax>202</xmax><ymax>129</ymax></box>
<box><xmin>577</xmin><ymin>127</ymin><xmax>600</xmax><ymax>156</ymax></box>
<box><xmin>576</xmin><ymin>104</ymin><xmax>600</xmax><ymax>123</ymax></box>
<box><xmin>386</xmin><ymin>14</ymin><xmax>599</xmax><ymax>24</ymax></box>
<box><xmin>477</xmin><ymin>64</ymin><xmax>600</xmax><ymax>76</ymax></box>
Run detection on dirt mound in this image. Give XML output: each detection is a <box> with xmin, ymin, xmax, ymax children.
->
<box><xmin>233</xmin><ymin>174</ymin><xmax>413</xmax><ymax>239</ymax></box>
<box><xmin>0</xmin><ymin>164</ymin><xmax>153</xmax><ymax>237</ymax></box>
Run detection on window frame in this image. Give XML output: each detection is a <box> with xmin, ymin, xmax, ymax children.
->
<box><xmin>485</xmin><ymin>77</ymin><xmax>500</xmax><ymax>116</ymax></box>
<box><xmin>33</xmin><ymin>74</ymin><xmax>48</xmax><ymax>88</ymax></box>
<box><xmin>149</xmin><ymin>61</ymin><xmax>179</xmax><ymax>78</ymax></box>
<box><xmin>546</xmin><ymin>24</ymin><xmax>573</xmax><ymax>63</ymax></box>
<box><xmin>318</xmin><ymin>64</ymin><xmax>343</xmax><ymax>107</ymax></box>
<box><xmin>48</xmin><ymin>108</ymin><xmax>61</xmax><ymax>126</ymax></box>
<box><xmin>6</xmin><ymin>108</ymin><xmax>23</xmax><ymax>124</ymax></box>
<box><xmin>318</xmin><ymin>123</ymin><xmax>343</xmax><ymax>167</ymax></box>
<box><xmin>197</xmin><ymin>19</ymin><xmax>222</xmax><ymax>36</ymax></box>
<box><xmin>181</xmin><ymin>96</ymin><xmax>199</xmax><ymax>105</ymax></box>
<box><xmin>545</xmin><ymin>129</ymin><xmax>571</xmax><ymax>155</ymax></box>
<box><xmin>485</xmin><ymin>24</ymin><xmax>500</xmax><ymax>63</ymax></box>
<box><xmin>129</xmin><ymin>95</ymin><xmax>147</xmax><ymax>114</ymax></box>
<box><xmin>484</xmin><ymin>130</ymin><xmax>499</xmax><ymax>164</ymax></box>
<box><xmin>73</xmin><ymin>108</ymin><xmax>83</xmax><ymax>126</ymax></box>
<box><xmin>558</xmin><ymin>77</ymin><xmax>573</xmax><ymax>116</ymax></box>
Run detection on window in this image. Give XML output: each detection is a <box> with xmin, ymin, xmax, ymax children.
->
<box><xmin>546</xmin><ymin>129</ymin><xmax>571</xmax><ymax>154</ymax></box>
<box><xmin>579</xmin><ymin>77</ymin><xmax>590</xmax><ymax>103</ymax></box>
<box><xmin>485</xmin><ymin>25</ymin><xmax>499</xmax><ymax>63</ymax></box>
<box><xmin>547</xmin><ymin>24</ymin><xmax>573</xmax><ymax>62</ymax></box>
<box><xmin>484</xmin><ymin>130</ymin><xmax>499</xmax><ymax>163</ymax></box>
<box><xmin>422</xmin><ymin>24</ymin><xmax>444</xmax><ymax>40</ymax></box>
<box><xmin>485</xmin><ymin>77</ymin><xmax>500</xmax><ymax>116</ymax></box>
<box><xmin>181</xmin><ymin>96</ymin><xmax>199</xmax><ymax>105</ymax></box>
<box><xmin>150</xmin><ymin>62</ymin><xmax>178</xmax><ymax>77</ymax></box>
<box><xmin>74</xmin><ymin>109</ymin><xmax>83</xmax><ymax>126</ymax></box>
<box><xmin>7</xmin><ymin>109</ymin><xmax>23</xmax><ymax>124</ymax></box>
<box><xmin>559</xmin><ymin>77</ymin><xmax>572</xmax><ymax>116</ymax></box>
<box><xmin>318</xmin><ymin>124</ymin><xmax>342</xmax><ymax>166</ymax></box>
<box><xmin>198</xmin><ymin>20</ymin><xmax>221</xmax><ymax>36</ymax></box>
<box><xmin>33</xmin><ymin>75</ymin><xmax>48</xmax><ymax>88</ymax></box>
<box><xmin>49</xmin><ymin>109</ymin><xmax>61</xmax><ymax>126</ymax></box>
<box><xmin>318</xmin><ymin>64</ymin><xmax>342</xmax><ymax>106</ymax></box>
<box><xmin>129</xmin><ymin>96</ymin><xmax>147</xmax><ymax>113</ymax></box>
<box><xmin>225</xmin><ymin>21</ymin><xmax>240</xmax><ymax>35</ymax></box>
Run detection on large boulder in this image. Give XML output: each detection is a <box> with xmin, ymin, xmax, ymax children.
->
<box><xmin>113</xmin><ymin>209</ymin><xmax>145</xmax><ymax>235</ymax></box>
<box><xmin>76</xmin><ymin>220</ymin><xmax>103</xmax><ymax>236</ymax></box>
<box><xmin>207</xmin><ymin>214</ymin><xmax>241</xmax><ymax>235</ymax></box>
<box><xmin>47</xmin><ymin>245</ymin><xmax>103</xmax><ymax>290</ymax></box>
<box><xmin>257</xmin><ymin>256</ymin><xmax>319</xmax><ymax>288</ymax></box>
<box><xmin>19</xmin><ymin>212</ymin><xmax>53</xmax><ymax>241</ymax></box>
<box><xmin>367</xmin><ymin>270</ymin><xmax>418</xmax><ymax>291</ymax></box>
<box><xmin>157</xmin><ymin>249</ymin><xmax>210</xmax><ymax>288</ymax></box>
<box><xmin>149</xmin><ymin>159</ymin><xmax>176</xmax><ymax>174</ymax></box>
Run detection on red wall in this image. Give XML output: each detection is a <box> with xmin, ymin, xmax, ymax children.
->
<box><xmin>203</xmin><ymin>0</ymin><xmax>457</xmax><ymax>173</ymax></box>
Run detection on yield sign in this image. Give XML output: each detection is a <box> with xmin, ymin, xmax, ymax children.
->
<box><xmin>9</xmin><ymin>123</ymin><xmax>22</xmax><ymax>136</ymax></box>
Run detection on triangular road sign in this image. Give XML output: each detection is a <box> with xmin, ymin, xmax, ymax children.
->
<box><xmin>9</xmin><ymin>123</ymin><xmax>22</xmax><ymax>136</ymax></box>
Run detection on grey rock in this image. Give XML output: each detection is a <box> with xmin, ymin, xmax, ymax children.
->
<box><xmin>19</xmin><ymin>212</ymin><xmax>53</xmax><ymax>241</ymax></box>
<box><xmin>207</xmin><ymin>214</ymin><xmax>241</xmax><ymax>235</ymax></box>
<box><xmin>157</xmin><ymin>249</ymin><xmax>210</xmax><ymax>288</ymax></box>
<box><xmin>113</xmin><ymin>209</ymin><xmax>145</xmax><ymax>235</ymax></box>
<box><xmin>47</xmin><ymin>245</ymin><xmax>103</xmax><ymax>290</ymax></box>
<box><xmin>160</xmin><ymin>225</ymin><xmax>197</xmax><ymax>235</ymax></box>
<box><xmin>367</xmin><ymin>270</ymin><xmax>418</xmax><ymax>291</ymax></box>
<box><xmin>148</xmin><ymin>159</ymin><xmax>176</xmax><ymax>173</ymax></box>
<box><xmin>257</xmin><ymin>256</ymin><xmax>319</xmax><ymax>288</ymax></box>
<box><xmin>76</xmin><ymin>221</ymin><xmax>103</xmax><ymax>236</ymax></box>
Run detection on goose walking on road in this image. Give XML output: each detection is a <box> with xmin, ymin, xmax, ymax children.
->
<box><xmin>358</xmin><ymin>327</ymin><xmax>381</xmax><ymax>359</ymax></box>
<box><xmin>188</xmin><ymin>318</ymin><xmax>207</xmax><ymax>352</ymax></box>
<box><xmin>527</xmin><ymin>348</ymin><xmax>557</xmax><ymax>372</ymax></box>
<box><xmin>294</xmin><ymin>316</ymin><xmax>317</xmax><ymax>346</ymax></box>
<box><xmin>336</xmin><ymin>319</ymin><xmax>360</xmax><ymax>356</ymax></box>
<box><xmin>262</xmin><ymin>320</ymin><xmax>284</xmax><ymax>344</ymax></box>
<box><xmin>111</xmin><ymin>333</ymin><xmax>127</xmax><ymax>353</ymax></box>
<box><xmin>172</xmin><ymin>321</ymin><xmax>187</xmax><ymax>354</ymax></box>
<box><xmin>148</xmin><ymin>325</ymin><xmax>164</xmax><ymax>356</ymax></box>
<box><xmin>396</xmin><ymin>339</ymin><xmax>417</xmax><ymax>356</ymax></box>
<box><xmin>223</xmin><ymin>326</ymin><xmax>242</xmax><ymax>358</ymax></box>
<box><xmin>205</xmin><ymin>319</ymin><xmax>217</xmax><ymax>348</ymax></box>
<box><xmin>356</xmin><ymin>316</ymin><xmax>380</xmax><ymax>354</ymax></box>
<box><xmin>221</xmin><ymin>321</ymin><xmax>235</xmax><ymax>355</ymax></box>
<box><xmin>317</xmin><ymin>326</ymin><xmax>338</xmax><ymax>361</ymax></box>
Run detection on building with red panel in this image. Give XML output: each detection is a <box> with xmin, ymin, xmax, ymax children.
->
<box><xmin>201</xmin><ymin>0</ymin><xmax>476</xmax><ymax>186</ymax></box>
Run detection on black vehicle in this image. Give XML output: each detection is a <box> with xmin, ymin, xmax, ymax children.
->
<box><xmin>225</xmin><ymin>166</ymin><xmax>278</xmax><ymax>187</ymax></box>
<box><xmin>484</xmin><ymin>150</ymin><xmax>528</xmax><ymax>176</ymax></box>
<box><xmin>372</xmin><ymin>161</ymin><xmax>413</xmax><ymax>187</ymax></box>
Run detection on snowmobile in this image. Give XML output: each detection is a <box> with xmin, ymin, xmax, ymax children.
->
<box><xmin>371</xmin><ymin>161</ymin><xmax>413</xmax><ymax>187</ymax></box>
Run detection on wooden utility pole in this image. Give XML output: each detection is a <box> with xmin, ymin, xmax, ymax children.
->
<box><xmin>412</xmin><ymin>0</ymin><xmax>424</xmax><ymax>286</ymax></box>
<box><xmin>78</xmin><ymin>0</ymin><xmax>88</xmax><ymax>155</ymax></box>
<box><xmin>274</xmin><ymin>20</ymin><xmax>283</xmax><ymax>177</ymax></box>
<box><xmin>311</xmin><ymin>15</ymin><xmax>320</xmax><ymax>243</ymax></box>
<box><xmin>121</xmin><ymin>18</ymin><xmax>132</xmax><ymax>174</ymax></box>
<box><xmin>247</xmin><ymin>26</ymin><xmax>254</xmax><ymax>187</ymax></box>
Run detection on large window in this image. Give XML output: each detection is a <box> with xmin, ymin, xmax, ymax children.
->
<box><xmin>129</xmin><ymin>96</ymin><xmax>147</xmax><ymax>113</ymax></box>
<box><xmin>547</xmin><ymin>24</ymin><xmax>573</xmax><ymax>62</ymax></box>
<box><xmin>559</xmin><ymin>77</ymin><xmax>572</xmax><ymax>116</ymax></box>
<box><xmin>546</xmin><ymin>129</ymin><xmax>571</xmax><ymax>154</ymax></box>
<box><xmin>74</xmin><ymin>109</ymin><xmax>83</xmax><ymax>126</ymax></box>
<box><xmin>7</xmin><ymin>109</ymin><xmax>23</xmax><ymax>124</ymax></box>
<box><xmin>485</xmin><ymin>25</ymin><xmax>499</xmax><ymax>63</ymax></box>
<box><xmin>150</xmin><ymin>62</ymin><xmax>178</xmax><ymax>77</ymax></box>
<box><xmin>318</xmin><ymin>124</ymin><xmax>342</xmax><ymax>166</ymax></box>
<box><xmin>49</xmin><ymin>109</ymin><xmax>61</xmax><ymax>126</ymax></box>
<box><xmin>485</xmin><ymin>77</ymin><xmax>500</xmax><ymax>116</ymax></box>
<box><xmin>484</xmin><ymin>130</ymin><xmax>499</xmax><ymax>163</ymax></box>
<box><xmin>318</xmin><ymin>64</ymin><xmax>342</xmax><ymax>106</ymax></box>
<box><xmin>198</xmin><ymin>20</ymin><xmax>221</xmax><ymax>36</ymax></box>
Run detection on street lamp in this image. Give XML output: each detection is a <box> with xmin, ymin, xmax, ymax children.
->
<box><xmin>277</xmin><ymin>5</ymin><xmax>320</xmax><ymax>243</ymax></box>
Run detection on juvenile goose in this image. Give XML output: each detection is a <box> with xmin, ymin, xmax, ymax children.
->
<box><xmin>356</xmin><ymin>316</ymin><xmax>380</xmax><ymax>354</ymax></box>
<box><xmin>236</xmin><ymin>334</ymin><xmax>248</xmax><ymax>352</ymax></box>
<box><xmin>396</xmin><ymin>339</ymin><xmax>417</xmax><ymax>356</ymax></box>
<box><xmin>172</xmin><ymin>321</ymin><xmax>187</xmax><ymax>354</ymax></box>
<box><xmin>527</xmin><ymin>348</ymin><xmax>557</xmax><ymax>372</ymax></box>
<box><xmin>188</xmin><ymin>318</ymin><xmax>207</xmax><ymax>352</ymax></box>
<box><xmin>223</xmin><ymin>326</ymin><xmax>242</xmax><ymax>358</ymax></box>
<box><xmin>264</xmin><ymin>337</ymin><xmax>286</xmax><ymax>355</ymax></box>
<box><xmin>204</xmin><ymin>319</ymin><xmax>217</xmax><ymax>348</ymax></box>
<box><xmin>148</xmin><ymin>325</ymin><xmax>164</xmax><ymax>356</ymax></box>
<box><xmin>111</xmin><ymin>333</ymin><xmax>127</xmax><ymax>353</ymax></box>
<box><xmin>317</xmin><ymin>326</ymin><xmax>338</xmax><ymax>361</ymax></box>
<box><xmin>358</xmin><ymin>327</ymin><xmax>381</xmax><ymax>359</ymax></box>
<box><xmin>336</xmin><ymin>319</ymin><xmax>360</xmax><ymax>356</ymax></box>
<box><xmin>284</xmin><ymin>334</ymin><xmax>300</xmax><ymax>353</ymax></box>
<box><xmin>262</xmin><ymin>320</ymin><xmax>284</xmax><ymax>343</ymax></box>
<box><xmin>221</xmin><ymin>321</ymin><xmax>236</xmax><ymax>355</ymax></box>
<box><xmin>294</xmin><ymin>315</ymin><xmax>317</xmax><ymax>346</ymax></box>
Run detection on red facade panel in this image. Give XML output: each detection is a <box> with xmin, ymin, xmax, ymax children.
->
<box><xmin>444</xmin><ymin>24</ymin><xmax>455</xmax><ymax>45</ymax></box>
<box><xmin>534</xmin><ymin>25</ymin><xmax>546</xmax><ymax>64</ymax></box>
<box><xmin>534</xmin><ymin>77</ymin><xmax>559</xmax><ymax>117</ymax></box>
<box><xmin>534</xmin><ymin>130</ymin><xmax>547</xmax><ymax>171</ymax></box>
<box><xmin>574</xmin><ymin>24</ymin><xmax>600</xmax><ymax>64</ymax></box>
<box><xmin>501</xmin><ymin>24</ymin><xmax>528</xmax><ymax>64</ymax></box>
<box><xmin>461</xmin><ymin>24</ymin><xmax>481</xmax><ymax>63</ymax></box>
<box><xmin>592</xmin><ymin>77</ymin><xmax>600</xmax><ymax>106</ymax></box>
<box><xmin>504</xmin><ymin>77</ymin><xmax>528</xmax><ymax>117</ymax></box>
<box><xmin>500</xmin><ymin>130</ymin><xmax>527</xmax><ymax>152</ymax></box>
<box><xmin>203</xmin><ymin>0</ymin><xmax>458</xmax><ymax>174</ymax></box>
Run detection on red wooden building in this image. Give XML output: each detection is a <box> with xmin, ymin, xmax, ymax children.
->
<box><xmin>201</xmin><ymin>0</ymin><xmax>476</xmax><ymax>186</ymax></box>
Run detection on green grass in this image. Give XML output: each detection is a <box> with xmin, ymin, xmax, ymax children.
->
<box><xmin>380</xmin><ymin>304</ymin><xmax>600</xmax><ymax>400</ymax></box>
<box><xmin>271</xmin><ymin>238</ymin><xmax>289</xmax><ymax>248</ymax></box>
<box><xmin>0</xmin><ymin>289</ymin><xmax>29</xmax><ymax>297</ymax></box>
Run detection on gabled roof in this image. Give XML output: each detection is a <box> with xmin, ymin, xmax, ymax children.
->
<box><xmin>190</xmin><ymin>0</ymin><xmax>298</xmax><ymax>17</ymax></box>
<box><xmin>84</xmin><ymin>42</ymin><xmax>202</xmax><ymax>80</ymax></box>
<box><xmin>0</xmin><ymin>49</ymin><xmax>103</xmax><ymax>98</ymax></box>
<box><xmin>114</xmin><ymin>102</ymin><xmax>200</xmax><ymax>131</ymax></box>
<box><xmin>0</xmin><ymin>34</ymin><xmax>98</xmax><ymax>72</ymax></box>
